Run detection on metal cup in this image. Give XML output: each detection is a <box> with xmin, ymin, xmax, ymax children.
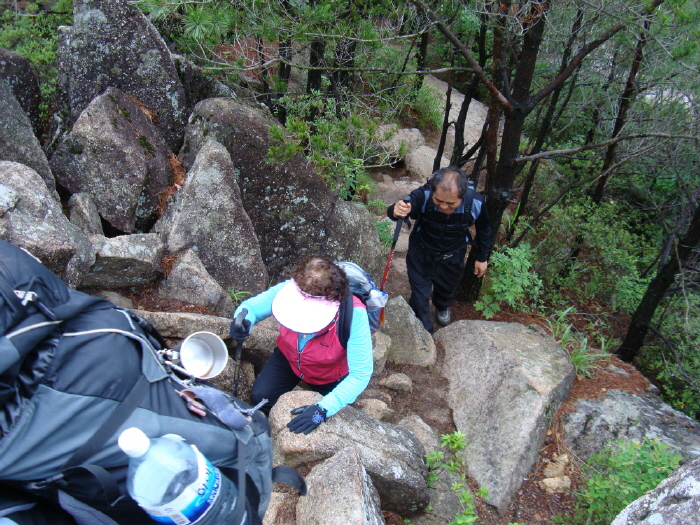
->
<box><xmin>177</xmin><ymin>332</ymin><xmax>229</xmax><ymax>379</ymax></box>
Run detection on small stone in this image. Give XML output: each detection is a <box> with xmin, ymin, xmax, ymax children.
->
<box><xmin>608</xmin><ymin>364</ymin><xmax>630</xmax><ymax>376</ymax></box>
<box><xmin>543</xmin><ymin>461</ymin><xmax>566</xmax><ymax>478</ymax></box>
<box><xmin>538</xmin><ymin>476</ymin><xmax>571</xmax><ymax>494</ymax></box>
<box><xmin>378</xmin><ymin>372</ymin><xmax>413</xmax><ymax>394</ymax></box>
<box><xmin>354</xmin><ymin>398</ymin><xmax>395</xmax><ymax>421</ymax></box>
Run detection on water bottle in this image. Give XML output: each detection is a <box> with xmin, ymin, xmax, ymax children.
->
<box><xmin>118</xmin><ymin>427</ymin><xmax>245</xmax><ymax>525</ymax></box>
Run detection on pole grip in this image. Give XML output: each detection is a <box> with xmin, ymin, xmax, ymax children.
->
<box><xmin>234</xmin><ymin>308</ymin><xmax>248</xmax><ymax>331</ymax></box>
<box><xmin>400</xmin><ymin>195</ymin><xmax>412</xmax><ymax>228</ymax></box>
<box><xmin>232</xmin><ymin>308</ymin><xmax>248</xmax><ymax>397</ymax></box>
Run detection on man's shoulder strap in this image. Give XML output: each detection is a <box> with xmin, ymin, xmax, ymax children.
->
<box><xmin>462</xmin><ymin>186</ymin><xmax>475</xmax><ymax>220</ymax></box>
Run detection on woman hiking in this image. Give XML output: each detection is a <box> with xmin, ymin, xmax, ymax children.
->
<box><xmin>230</xmin><ymin>256</ymin><xmax>373</xmax><ymax>434</ymax></box>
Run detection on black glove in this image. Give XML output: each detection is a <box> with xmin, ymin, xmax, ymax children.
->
<box><xmin>229</xmin><ymin>314</ymin><xmax>251</xmax><ymax>343</ymax></box>
<box><xmin>287</xmin><ymin>404</ymin><xmax>327</xmax><ymax>434</ymax></box>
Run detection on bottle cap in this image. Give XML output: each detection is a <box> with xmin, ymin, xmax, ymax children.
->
<box><xmin>118</xmin><ymin>427</ymin><xmax>151</xmax><ymax>458</ymax></box>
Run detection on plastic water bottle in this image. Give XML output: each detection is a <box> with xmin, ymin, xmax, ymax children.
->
<box><xmin>118</xmin><ymin>427</ymin><xmax>245</xmax><ymax>525</ymax></box>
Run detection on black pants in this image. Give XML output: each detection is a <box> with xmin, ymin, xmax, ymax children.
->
<box><xmin>250</xmin><ymin>348</ymin><xmax>343</xmax><ymax>415</ymax></box>
<box><xmin>406</xmin><ymin>240</ymin><xmax>467</xmax><ymax>333</ymax></box>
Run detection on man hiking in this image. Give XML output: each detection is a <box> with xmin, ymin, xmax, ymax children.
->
<box><xmin>387</xmin><ymin>166</ymin><xmax>492</xmax><ymax>333</ymax></box>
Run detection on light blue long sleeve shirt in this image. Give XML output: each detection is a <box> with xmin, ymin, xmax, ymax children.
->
<box><xmin>234</xmin><ymin>280</ymin><xmax>373</xmax><ymax>416</ymax></box>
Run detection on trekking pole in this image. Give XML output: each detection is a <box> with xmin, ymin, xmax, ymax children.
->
<box><xmin>380</xmin><ymin>195</ymin><xmax>411</xmax><ymax>291</ymax></box>
<box><xmin>231</xmin><ymin>308</ymin><xmax>248</xmax><ymax>398</ymax></box>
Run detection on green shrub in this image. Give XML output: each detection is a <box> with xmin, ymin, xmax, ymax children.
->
<box><xmin>267</xmin><ymin>89</ymin><xmax>392</xmax><ymax>200</ymax></box>
<box><xmin>410</xmin><ymin>84</ymin><xmax>443</xmax><ymax>132</ymax></box>
<box><xmin>474</xmin><ymin>243</ymin><xmax>543</xmax><ymax>319</ymax></box>
<box><xmin>545</xmin><ymin>307</ymin><xmax>612</xmax><ymax>379</ymax></box>
<box><xmin>529</xmin><ymin>197</ymin><xmax>655</xmax><ymax>314</ymax></box>
<box><xmin>373</xmin><ymin>217</ymin><xmax>393</xmax><ymax>251</ymax></box>
<box><xmin>567</xmin><ymin>438</ymin><xmax>681</xmax><ymax>525</ymax></box>
<box><xmin>636</xmin><ymin>291</ymin><xmax>700</xmax><ymax>418</ymax></box>
<box><xmin>0</xmin><ymin>0</ymin><xmax>73</xmax><ymax>130</ymax></box>
<box><xmin>425</xmin><ymin>431</ymin><xmax>490</xmax><ymax>524</ymax></box>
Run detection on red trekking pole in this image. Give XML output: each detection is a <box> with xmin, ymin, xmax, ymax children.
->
<box><xmin>380</xmin><ymin>195</ymin><xmax>411</xmax><ymax>291</ymax></box>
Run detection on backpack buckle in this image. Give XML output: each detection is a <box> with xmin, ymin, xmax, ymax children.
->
<box><xmin>14</xmin><ymin>290</ymin><xmax>57</xmax><ymax>320</ymax></box>
<box><xmin>24</xmin><ymin>473</ymin><xmax>65</xmax><ymax>491</ymax></box>
<box><xmin>14</xmin><ymin>290</ymin><xmax>38</xmax><ymax>306</ymax></box>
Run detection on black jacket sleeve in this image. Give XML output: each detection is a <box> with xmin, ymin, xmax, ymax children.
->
<box><xmin>472</xmin><ymin>195</ymin><xmax>493</xmax><ymax>262</ymax></box>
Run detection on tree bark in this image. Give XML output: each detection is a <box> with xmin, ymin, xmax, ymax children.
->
<box><xmin>435</xmin><ymin>83</ymin><xmax>452</xmax><ymax>172</ymax></box>
<box><xmin>451</xmin><ymin>19</ymin><xmax>486</xmax><ymax>167</ymax></box>
<box><xmin>487</xmin><ymin>10</ymin><xmax>547</xmax><ymax>234</ymax></box>
<box><xmin>459</xmin><ymin>4</ymin><xmax>546</xmax><ymax>300</ymax></box>
<box><xmin>592</xmin><ymin>0</ymin><xmax>664</xmax><ymax>202</ymax></box>
<box><xmin>617</xmin><ymin>201</ymin><xmax>700</xmax><ymax>362</ymax></box>
<box><xmin>507</xmin><ymin>7</ymin><xmax>584</xmax><ymax>242</ymax></box>
<box><xmin>307</xmin><ymin>40</ymin><xmax>326</xmax><ymax>95</ymax></box>
<box><xmin>413</xmin><ymin>32</ymin><xmax>429</xmax><ymax>94</ymax></box>
<box><xmin>330</xmin><ymin>38</ymin><xmax>357</xmax><ymax>118</ymax></box>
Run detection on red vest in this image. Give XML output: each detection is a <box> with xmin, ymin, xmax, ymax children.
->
<box><xmin>276</xmin><ymin>296</ymin><xmax>364</xmax><ymax>385</ymax></box>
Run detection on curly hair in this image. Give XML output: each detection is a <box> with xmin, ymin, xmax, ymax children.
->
<box><xmin>291</xmin><ymin>256</ymin><xmax>349</xmax><ymax>303</ymax></box>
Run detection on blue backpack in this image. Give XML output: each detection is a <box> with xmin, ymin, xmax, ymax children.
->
<box><xmin>335</xmin><ymin>261</ymin><xmax>388</xmax><ymax>349</ymax></box>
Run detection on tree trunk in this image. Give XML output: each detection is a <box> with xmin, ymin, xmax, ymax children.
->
<box><xmin>307</xmin><ymin>40</ymin><xmax>326</xmax><ymax>95</ymax></box>
<box><xmin>276</xmin><ymin>37</ymin><xmax>293</xmax><ymax>125</ymax></box>
<box><xmin>487</xmin><ymin>13</ymin><xmax>546</xmax><ymax>234</ymax></box>
<box><xmin>435</xmin><ymin>83</ymin><xmax>452</xmax><ymax>172</ymax></box>
<box><xmin>507</xmin><ymin>7</ymin><xmax>584</xmax><ymax>242</ymax></box>
<box><xmin>451</xmin><ymin>79</ymin><xmax>475</xmax><ymax>166</ymax></box>
<box><xmin>257</xmin><ymin>38</ymin><xmax>271</xmax><ymax>108</ymax></box>
<box><xmin>413</xmin><ymin>32</ymin><xmax>429</xmax><ymax>94</ymax></box>
<box><xmin>457</xmin><ymin>243</ymin><xmax>483</xmax><ymax>301</ymax></box>
<box><xmin>592</xmin><ymin>0</ymin><xmax>663</xmax><ymax>202</ymax></box>
<box><xmin>469</xmin><ymin>120</ymin><xmax>489</xmax><ymax>187</ymax></box>
<box><xmin>617</xmin><ymin>202</ymin><xmax>700</xmax><ymax>362</ymax></box>
<box><xmin>331</xmin><ymin>38</ymin><xmax>357</xmax><ymax>118</ymax></box>
<box><xmin>584</xmin><ymin>49</ymin><xmax>618</xmax><ymax>145</ymax></box>
<box><xmin>391</xmin><ymin>35</ymin><xmax>418</xmax><ymax>90</ymax></box>
<box><xmin>451</xmin><ymin>19</ymin><xmax>487</xmax><ymax>167</ymax></box>
<box><xmin>274</xmin><ymin>0</ymin><xmax>295</xmax><ymax>125</ymax></box>
<box><xmin>458</xmin><ymin>7</ymin><xmax>547</xmax><ymax>300</ymax></box>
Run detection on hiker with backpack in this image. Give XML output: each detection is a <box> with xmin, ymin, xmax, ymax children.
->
<box><xmin>387</xmin><ymin>166</ymin><xmax>493</xmax><ymax>333</ymax></box>
<box><xmin>230</xmin><ymin>256</ymin><xmax>373</xmax><ymax>434</ymax></box>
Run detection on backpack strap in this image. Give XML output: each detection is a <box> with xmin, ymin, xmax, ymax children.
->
<box><xmin>272</xmin><ymin>466</ymin><xmax>307</xmax><ymax>495</ymax></box>
<box><xmin>337</xmin><ymin>293</ymin><xmax>354</xmax><ymax>350</ymax></box>
<box><xmin>22</xmin><ymin>375</ymin><xmax>151</xmax><ymax>505</ymax></box>
<box><xmin>462</xmin><ymin>187</ymin><xmax>474</xmax><ymax>221</ymax></box>
<box><xmin>0</xmin><ymin>259</ymin><xmax>26</xmax><ymax>319</ymax></box>
<box><xmin>63</xmin><ymin>375</ymin><xmax>150</xmax><ymax>470</ymax></box>
<box><xmin>232</xmin><ymin>439</ymin><xmax>248</xmax><ymax>525</ymax></box>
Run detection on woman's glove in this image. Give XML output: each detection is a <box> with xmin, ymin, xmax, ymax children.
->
<box><xmin>287</xmin><ymin>404</ymin><xmax>327</xmax><ymax>434</ymax></box>
<box><xmin>229</xmin><ymin>309</ymin><xmax>251</xmax><ymax>343</ymax></box>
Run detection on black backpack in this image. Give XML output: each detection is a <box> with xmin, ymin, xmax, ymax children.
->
<box><xmin>0</xmin><ymin>239</ymin><xmax>304</xmax><ymax>525</ymax></box>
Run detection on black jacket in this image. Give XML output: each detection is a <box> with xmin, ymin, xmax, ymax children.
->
<box><xmin>387</xmin><ymin>182</ymin><xmax>492</xmax><ymax>262</ymax></box>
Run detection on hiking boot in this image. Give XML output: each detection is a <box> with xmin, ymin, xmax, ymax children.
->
<box><xmin>436</xmin><ymin>308</ymin><xmax>451</xmax><ymax>326</ymax></box>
